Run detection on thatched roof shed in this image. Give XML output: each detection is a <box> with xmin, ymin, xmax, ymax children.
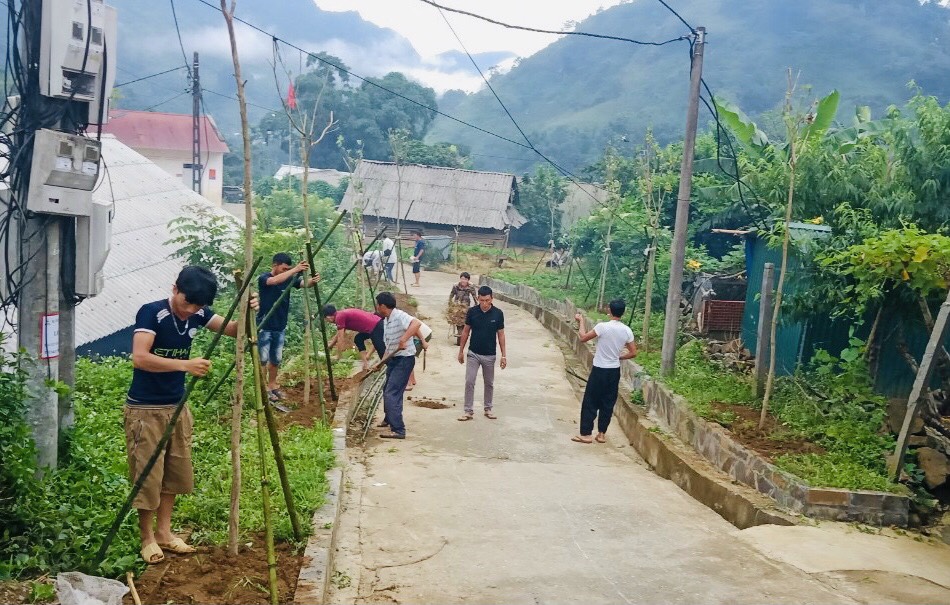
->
<box><xmin>339</xmin><ymin>160</ymin><xmax>526</xmax><ymax>233</ymax></box>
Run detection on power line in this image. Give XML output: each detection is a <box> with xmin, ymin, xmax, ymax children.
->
<box><xmin>654</xmin><ymin>0</ymin><xmax>697</xmax><ymax>34</ymax></box>
<box><xmin>114</xmin><ymin>65</ymin><xmax>186</xmax><ymax>88</ymax></box>
<box><xmin>419</xmin><ymin>0</ymin><xmax>690</xmax><ymax>47</ymax></box>
<box><xmin>142</xmin><ymin>90</ymin><xmax>189</xmax><ymax>111</ymax></box>
<box><xmin>200</xmin><ymin>87</ymin><xmax>282</xmax><ymax>114</ymax></box>
<box><xmin>188</xmin><ymin>0</ymin><xmax>536</xmax><ymax>153</ymax></box>
<box><xmin>169</xmin><ymin>0</ymin><xmax>192</xmax><ymax>78</ymax></box>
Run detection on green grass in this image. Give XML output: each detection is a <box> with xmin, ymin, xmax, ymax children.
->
<box><xmin>1</xmin><ymin>349</ymin><xmax>335</xmax><ymax>580</ymax></box>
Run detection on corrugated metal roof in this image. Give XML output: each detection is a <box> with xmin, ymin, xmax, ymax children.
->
<box><xmin>75</xmin><ymin>135</ymin><xmax>241</xmax><ymax>348</ymax></box>
<box><xmin>274</xmin><ymin>165</ymin><xmax>348</xmax><ymax>186</ymax></box>
<box><xmin>339</xmin><ymin>160</ymin><xmax>525</xmax><ymax>231</ymax></box>
<box><xmin>101</xmin><ymin>110</ymin><xmax>229</xmax><ymax>153</ymax></box>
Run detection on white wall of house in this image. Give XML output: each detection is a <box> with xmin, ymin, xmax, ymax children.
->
<box><xmin>136</xmin><ymin>148</ymin><xmax>225</xmax><ymax>205</ymax></box>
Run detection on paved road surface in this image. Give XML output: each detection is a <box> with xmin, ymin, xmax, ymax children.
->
<box><xmin>328</xmin><ymin>268</ymin><xmax>950</xmax><ymax>605</ymax></box>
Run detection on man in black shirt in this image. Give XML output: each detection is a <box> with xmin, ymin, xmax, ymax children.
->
<box><xmin>126</xmin><ymin>266</ymin><xmax>255</xmax><ymax>565</ymax></box>
<box><xmin>257</xmin><ymin>252</ymin><xmax>320</xmax><ymax>401</ymax></box>
<box><xmin>457</xmin><ymin>285</ymin><xmax>507</xmax><ymax>420</ymax></box>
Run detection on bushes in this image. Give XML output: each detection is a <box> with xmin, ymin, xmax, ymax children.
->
<box><xmin>0</xmin><ymin>350</ymin><xmax>335</xmax><ymax>580</ymax></box>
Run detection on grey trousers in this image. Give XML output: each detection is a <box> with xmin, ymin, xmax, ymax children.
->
<box><xmin>464</xmin><ymin>351</ymin><xmax>496</xmax><ymax>414</ymax></box>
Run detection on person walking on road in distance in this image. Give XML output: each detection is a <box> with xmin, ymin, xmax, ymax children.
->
<box><xmin>572</xmin><ymin>299</ymin><xmax>637</xmax><ymax>444</ymax></box>
<box><xmin>323</xmin><ymin>305</ymin><xmax>385</xmax><ymax>371</ymax></box>
<box><xmin>373</xmin><ymin>291</ymin><xmax>422</xmax><ymax>439</ymax></box>
<box><xmin>382</xmin><ymin>235</ymin><xmax>397</xmax><ymax>283</ymax></box>
<box><xmin>126</xmin><ymin>266</ymin><xmax>257</xmax><ymax>565</ymax></box>
<box><xmin>457</xmin><ymin>285</ymin><xmax>507</xmax><ymax>421</ymax></box>
<box><xmin>410</xmin><ymin>230</ymin><xmax>425</xmax><ymax>287</ymax></box>
<box><xmin>257</xmin><ymin>253</ymin><xmax>320</xmax><ymax>402</ymax></box>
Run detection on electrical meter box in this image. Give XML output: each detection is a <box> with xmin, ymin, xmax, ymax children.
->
<box><xmin>85</xmin><ymin>3</ymin><xmax>117</xmax><ymax>125</ymax></box>
<box><xmin>27</xmin><ymin>129</ymin><xmax>101</xmax><ymax>216</ymax></box>
<box><xmin>39</xmin><ymin>0</ymin><xmax>118</xmax><ymax>103</ymax></box>
<box><xmin>75</xmin><ymin>197</ymin><xmax>112</xmax><ymax>297</ymax></box>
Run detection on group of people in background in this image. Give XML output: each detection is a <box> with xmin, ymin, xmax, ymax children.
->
<box><xmin>122</xmin><ymin>241</ymin><xmax>636</xmax><ymax>565</ymax></box>
<box><xmin>361</xmin><ymin>230</ymin><xmax>426</xmax><ymax>288</ymax></box>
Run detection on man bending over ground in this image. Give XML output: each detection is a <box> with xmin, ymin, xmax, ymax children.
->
<box><xmin>126</xmin><ymin>266</ymin><xmax>256</xmax><ymax>565</ymax></box>
<box><xmin>323</xmin><ymin>305</ymin><xmax>384</xmax><ymax>370</ymax></box>
<box><xmin>572</xmin><ymin>299</ymin><xmax>637</xmax><ymax>444</ymax></box>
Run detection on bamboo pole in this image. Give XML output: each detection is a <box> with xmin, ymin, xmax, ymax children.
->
<box><xmin>220</xmin><ymin>0</ymin><xmax>255</xmax><ymax>558</ymax></box>
<box><xmin>307</xmin><ymin>241</ymin><xmax>336</xmax><ymax>407</ymax></box>
<box><xmin>249</xmin><ymin>310</ymin><xmax>303</xmax><ymax>541</ymax></box>
<box><xmin>248</xmin><ymin>320</ymin><xmax>280</xmax><ymax>605</ymax></box>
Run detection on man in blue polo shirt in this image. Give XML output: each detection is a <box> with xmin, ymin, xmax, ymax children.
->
<box><xmin>126</xmin><ymin>266</ymin><xmax>254</xmax><ymax>565</ymax></box>
<box><xmin>410</xmin><ymin>230</ymin><xmax>425</xmax><ymax>288</ymax></box>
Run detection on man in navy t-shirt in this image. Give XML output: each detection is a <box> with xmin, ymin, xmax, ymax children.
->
<box><xmin>257</xmin><ymin>252</ymin><xmax>320</xmax><ymax>401</ymax></box>
<box><xmin>410</xmin><ymin>230</ymin><xmax>425</xmax><ymax>288</ymax></box>
<box><xmin>125</xmin><ymin>266</ymin><xmax>251</xmax><ymax>565</ymax></box>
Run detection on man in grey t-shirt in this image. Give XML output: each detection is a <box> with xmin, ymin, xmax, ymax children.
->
<box><xmin>572</xmin><ymin>299</ymin><xmax>637</xmax><ymax>444</ymax></box>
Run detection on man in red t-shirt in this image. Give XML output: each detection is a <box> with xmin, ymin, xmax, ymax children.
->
<box><xmin>323</xmin><ymin>305</ymin><xmax>384</xmax><ymax>370</ymax></box>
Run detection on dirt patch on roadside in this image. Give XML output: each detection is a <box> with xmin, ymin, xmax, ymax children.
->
<box><xmin>277</xmin><ymin>376</ymin><xmax>361</xmax><ymax>430</ymax></box>
<box><xmin>0</xmin><ymin>581</ymin><xmax>39</xmax><ymax>604</ymax></box>
<box><xmin>711</xmin><ymin>401</ymin><xmax>824</xmax><ymax>461</ymax></box>
<box><xmin>127</xmin><ymin>538</ymin><xmax>301</xmax><ymax>605</ymax></box>
<box><xmin>410</xmin><ymin>396</ymin><xmax>452</xmax><ymax>409</ymax></box>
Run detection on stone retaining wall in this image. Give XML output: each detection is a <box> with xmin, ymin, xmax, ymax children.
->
<box><xmin>481</xmin><ymin>276</ymin><xmax>911</xmax><ymax>527</ymax></box>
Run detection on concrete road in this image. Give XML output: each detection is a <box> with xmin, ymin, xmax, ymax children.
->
<box><xmin>328</xmin><ymin>269</ymin><xmax>946</xmax><ymax>605</ymax></box>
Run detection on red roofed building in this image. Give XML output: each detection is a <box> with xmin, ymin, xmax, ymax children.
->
<box><xmin>102</xmin><ymin>110</ymin><xmax>229</xmax><ymax>205</ymax></box>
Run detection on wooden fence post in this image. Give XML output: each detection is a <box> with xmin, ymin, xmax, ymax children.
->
<box><xmin>755</xmin><ymin>263</ymin><xmax>775</xmax><ymax>398</ymax></box>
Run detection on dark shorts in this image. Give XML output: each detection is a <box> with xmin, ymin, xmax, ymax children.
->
<box><xmin>355</xmin><ymin>320</ymin><xmax>386</xmax><ymax>358</ymax></box>
<box><xmin>412</xmin><ymin>261</ymin><xmax>421</xmax><ymax>274</ymax></box>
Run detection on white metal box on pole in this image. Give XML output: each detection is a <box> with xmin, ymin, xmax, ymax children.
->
<box><xmin>39</xmin><ymin>0</ymin><xmax>116</xmax><ymax>103</ymax></box>
<box><xmin>26</xmin><ymin>129</ymin><xmax>100</xmax><ymax>216</ymax></box>
<box><xmin>74</xmin><ymin>197</ymin><xmax>111</xmax><ymax>297</ymax></box>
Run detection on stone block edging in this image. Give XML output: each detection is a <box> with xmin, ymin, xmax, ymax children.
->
<box><xmin>294</xmin><ymin>390</ymin><xmax>350</xmax><ymax>604</ymax></box>
<box><xmin>480</xmin><ymin>276</ymin><xmax>910</xmax><ymax>527</ymax></box>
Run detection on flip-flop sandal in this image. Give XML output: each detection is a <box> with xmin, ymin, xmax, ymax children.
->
<box><xmin>158</xmin><ymin>537</ymin><xmax>196</xmax><ymax>554</ymax></box>
<box><xmin>457</xmin><ymin>414</ymin><xmax>474</xmax><ymax>421</ymax></box>
<box><xmin>140</xmin><ymin>542</ymin><xmax>165</xmax><ymax>565</ymax></box>
<box><xmin>571</xmin><ymin>436</ymin><xmax>593</xmax><ymax>444</ymax></box>
<box><xmin>484</xmin><ymin>412</ymin><xmax>497</xmax><ymax>420</ymax></box>
<box><xmin>267</xmin><ymin>390</ymin><xmax>280</xmax><ymax>402</ymax></box>
<box><xmin>270</xmin><ymin>389</ymin><xmax>286</xmax><ymax>401</ymax></box>
<box><xmin>595</xmin><ymin>435</ymin><xmax>607</xmax><ymax>443</ymax></box>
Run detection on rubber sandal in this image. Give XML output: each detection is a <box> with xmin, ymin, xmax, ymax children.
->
<box><xmin>268</xmin><ymin>390</ymin><xmax>280</xmax><ymax>402</ymax></box>
<box><xmin>484</xmin><ymin>411</ymin><xmax>497</xmax><ymax>420</ymax></box>
<box><xmin>377</xmin><ymin>421</ymin><xmax>390</xmax><ymax>428</ymax></box>
<box><xmin>595</xmin><ymin>434</ymin><xmax>607</xmax><ymax>443</ymax></box>
<box><xmin>270</xmin><ymin>389</ymin><xmax>286</xmax><ymax>401</ymax></box>
<box><xmin>141</xmin><ymin>542</ymin><xmax>165</xmax><ymax>565</ymax></box>
<box><xmin>457</xmin><ymin>414</ymin><xmax>474</xmax><ymax>421</ymax></box>
<box><xmin>157</xmin><ymin>537</ymin><xmax>196</xmax><ymax>554</ymax></box>
<box><xmin>379</xmin><ymin>432</ymin><xmax>406</xmax><ymax>439</ymax></box>
<box><xmin>571</xmin><ymin>435</ymin><xmax>593</xmax><ymax>444</ymax></box>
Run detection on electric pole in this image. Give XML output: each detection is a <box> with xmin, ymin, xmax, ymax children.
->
<box><xmin>660</xmin><ymin>26</ymin><xmax>706</xmax><ymax>376</ymax></box>
<box><xmin>191</xmin><ymin>51</ymin><xmax>202</xmax><ymax>193</ymax></box>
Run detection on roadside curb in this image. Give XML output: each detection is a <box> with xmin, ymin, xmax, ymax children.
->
<box><xmin>487</xmin><ymin>281</ymin><xmax>798</xmax><ymax>530</ymax></box>
<box><xmin>294</xmin><ymin>398</ymin><xmax>349</xmax><ymax>605</ymax></box>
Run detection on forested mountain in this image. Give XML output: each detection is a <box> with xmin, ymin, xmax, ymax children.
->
<box><xmin>427</xmin><ymin>0</ymin><xmax>950</xmax><ymax>173</ymax></box>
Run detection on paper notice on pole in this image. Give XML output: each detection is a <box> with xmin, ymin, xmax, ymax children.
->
<box><xmin>40</xmin><ymin>313</ymin><xmax>59</xmax><ymax>359</ymax></box>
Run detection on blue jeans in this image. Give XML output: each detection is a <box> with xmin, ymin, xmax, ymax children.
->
<box><xmin>258</xmin><ymin>330</ymin><xmax>286</xmax><ymax>366</ymax></box>
<box><xmin>383</xmin><ymin>356</ymin><xmax>415</xmax><ymax>435</ymax></box>
<box><xmin>385</xmin><ymin>263</ymin><xmax>395</xmax><ymax>282</ymax></box>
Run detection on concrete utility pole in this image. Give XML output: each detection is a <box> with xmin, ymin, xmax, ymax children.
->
<box><xmin>15</xmin><ymin>0</ymin><xmax>59</xmax><ymax>469</ymax></box>
<box><xmin>660</xmin><ymin>27</ymin><xmax>706</xmax><ymax>376</ymax></box>
<box><xmin>191</xmin><ymin>52</ymin><xmax>202</xmax><ymax>193</ymax></box>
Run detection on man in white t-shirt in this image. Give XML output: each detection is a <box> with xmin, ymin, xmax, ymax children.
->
<box><xmin>381</xmin><ymin>236</ymin><xmax>397</xmax><ymax>283</ymax></box>
<box><xmin>572</xmin><ymin>299</ymin><xmax>637</xmax><ymax>444</ymax></box>
<box><xmin>372</xmin><ymin>291</ymin><xmax>421</xmax><ymax>439</ymax></box>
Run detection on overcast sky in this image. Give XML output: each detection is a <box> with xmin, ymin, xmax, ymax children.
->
<box><xmin>313</xmin><ymin>0</ymin><xmax>625</xmax><ymax>90</ymax></box>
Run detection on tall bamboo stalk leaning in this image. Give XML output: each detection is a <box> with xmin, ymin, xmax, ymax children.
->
<box><xmin>246</xmin><ymin>311</ymin><xmax>280</xmax><ymax>605</ymax></box>
<box><xmin>219</xmin><ymin>0</ymin><xmax>254</xmax><ymax>557</ymax></box>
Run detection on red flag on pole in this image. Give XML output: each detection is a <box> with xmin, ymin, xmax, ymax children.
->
<box><xmin>287</xmin><ymin>82</ymin><xmax>297</xmax><ymax>110</ymax></box>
